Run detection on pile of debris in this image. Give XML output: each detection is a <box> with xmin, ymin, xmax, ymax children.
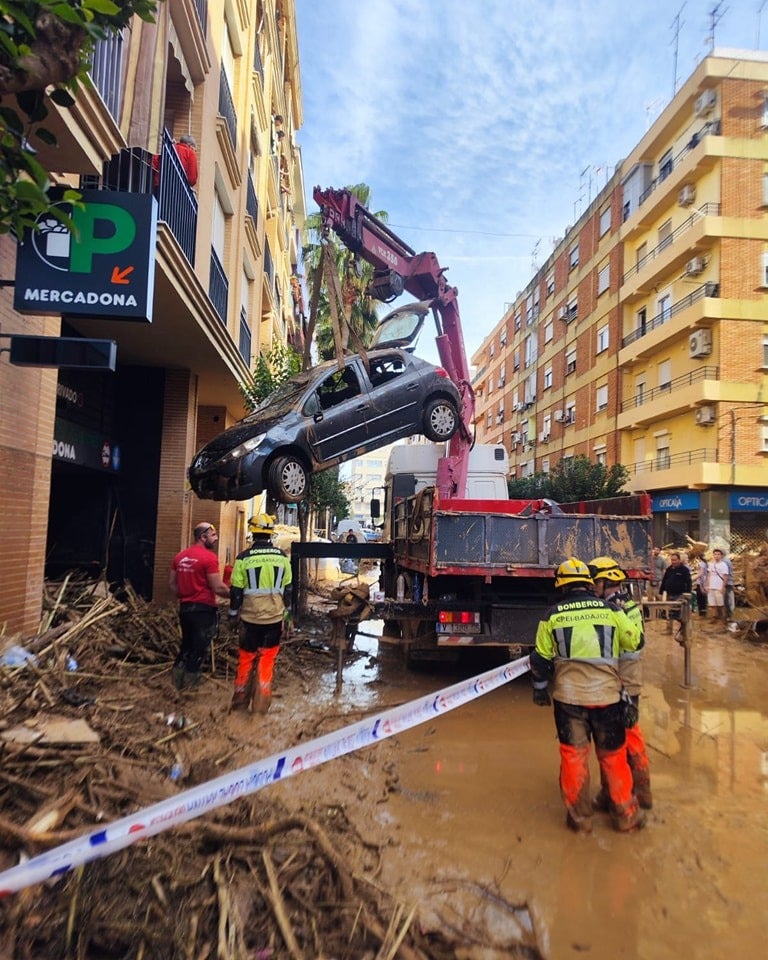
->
<box><xmin>0</xmin><ymin>576</ymin><xmax>482</xmax><ymax>959</ymax></box>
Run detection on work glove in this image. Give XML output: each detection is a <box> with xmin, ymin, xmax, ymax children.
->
<box><xmin>228</xmin><ymin>613</ymin><xmax>239</xmax><ymax>636</ymax></box>
<box><xmin>532</xmin><ymin>686</ymin><xmax>551</xmax><ymax>707</ymax></box>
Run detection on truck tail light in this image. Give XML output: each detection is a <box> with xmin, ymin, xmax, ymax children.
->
<box><xmin>438</xmin><ymin>610</ymin><xmax>480</xmax><ymax>625</ymax></box>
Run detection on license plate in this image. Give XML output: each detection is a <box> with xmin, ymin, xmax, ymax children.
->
<box><xmin>436</xmin><ymin>622</ymin><xmax>481</xmax><ymax>634</ymax></box>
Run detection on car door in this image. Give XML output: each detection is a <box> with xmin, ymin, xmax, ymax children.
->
<box><xmin>303</xmin><ymin>360</ymin><xmax>370</xmax><ymax>464</ymax></box>
<box><xmin>362</xmin><ymin>351</ymin><xmax>422</xmax><ymax>443</ymax></box>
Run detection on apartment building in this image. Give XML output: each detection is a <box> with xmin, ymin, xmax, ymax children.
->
<box><xmin>472</xmin><ymin>50</ymin><xmax>768</xmax><ymax>552</ymax></box>
<box><xmin>0</xmin><ymin>1</ymin><xmax>305</xmax><ymax>634</ymax></box>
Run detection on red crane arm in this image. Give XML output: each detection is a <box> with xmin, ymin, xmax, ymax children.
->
<box><xmin>313</xmin><ymin>186</ymin><xmax>476</xmax><ymax>498</ymax></box>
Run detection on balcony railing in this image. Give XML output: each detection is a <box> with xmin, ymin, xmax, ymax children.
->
<box><xmin>637</xmin><ymin>119</ymin><xmax>721</xmax><ymax>206</ymax></box>
<box><xmin>621</xmin><ymin>365</ymin><xmax>720</xmax><ymax>412</ymax></box>
<box><xmin>246</xmin><ymin>171</ymin><xmax>259</xmax><ymax>223</ymax></box>
<box><xmin>209</xmin><ymin>247</ymin><xmax>228</xmax><ymax>323</ymax></box>
<box><xmin>218</xmin><ymin>66</ymin><xmax>237</xmax><ymax>147</ymax></box>
<box><xmin>623</xmin><ymin>203</ymin><xmax>721</xmax><ymax>284</ymax></box>
<box><xmin>621</xmin><ymin>281</ymin><xmax>719</xmax><ymax>348</ymax></box>
<box><xmin>89</xmin><ymin>30</ymin><xmax>125</xmax><ymax>120</ymax></box>
<box><xmin>264</xmin><ymin>239</ymin><xmax>274</xmax><ymax>288</ymax></box>
<box><xmin>194</xmin><ymin>0</ymin><xmax>208</xmax><ymax>36</ymax></box>
<box><xmin>157</xmin><ymin>129</ymin><xmax>198</xmax><ymax>266</ymax></box>
<box><xmin>253</xmin><ymin>37</ymin><xmax>264</xmax><ymax>80</ymax></box>
<box><xmin>239</xmin><ymin>306</ymin><xmax>252</xmax><ymax>366</ymax></box>
<box><xmin>628</xmin><ymin>448</ymin><xmax>718</xmax><ymax>477</ymax></box>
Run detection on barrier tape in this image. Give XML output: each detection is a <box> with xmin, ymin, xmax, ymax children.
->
<box><xmin>0</xmin><ymin>656</ymin><xmax>529</xmax><ymax>895</ymax></box>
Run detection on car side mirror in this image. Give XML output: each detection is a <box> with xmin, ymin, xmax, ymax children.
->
<box><xmin>370</xmin><ymin>498</ymin><xmax>381</xmax><ymax>520</ymax></box>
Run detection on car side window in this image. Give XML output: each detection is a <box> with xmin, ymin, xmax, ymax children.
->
<box><xmin>316</xmin><ymin>366</ymin><xmax>361</xmax><ymax>410</ymax></box>
<box><xmin>369</xmin><ymin>355</ymin><xmax>406</xmax><ymax>387</ymax></box>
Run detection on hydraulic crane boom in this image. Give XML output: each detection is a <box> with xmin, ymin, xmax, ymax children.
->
<box><xmin>313</xmin><ymin>186</ymin><xmax>475</xmax><ymax>499</ymax></box>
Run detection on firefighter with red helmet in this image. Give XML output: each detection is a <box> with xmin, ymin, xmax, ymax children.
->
<box><xmin>588</xmin><ymin>556</ymin><xmax>652</xmax><ymax>811</ymax></box>
<box><xmin>228</xmin><ymin>514</ymin><xmax>292</xmax><ymax>714</ymax></box>
<box><xmin>531</xmin><ymin>557</ymin><xmax>646</xmax><ymax>833</ymax></box>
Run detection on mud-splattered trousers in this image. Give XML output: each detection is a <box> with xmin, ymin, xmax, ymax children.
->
<box><xmin>233</xmin><ymin>621</ymin><xmax>282</xmax><ymax>705</ymax></box>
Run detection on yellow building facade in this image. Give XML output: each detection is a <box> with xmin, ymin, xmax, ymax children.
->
<box><xmin>0</xmin><ymin>0</ymin><xmax>305</xmax><ymax>634</ymax></box>
<box><xmin>472</xmin><ymin>51</ymin><xmax>768</xmax><ymax>552</ymax></box>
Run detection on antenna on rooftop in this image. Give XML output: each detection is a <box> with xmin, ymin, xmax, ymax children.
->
<box><xmin>671</xmin><ymin>3</ymin><xmax>686</xmax><ymax>95</ymax></box>
<box><xmin>707</xmin><ymin>1</ymin><xmax>727</xmax><ymax>52</ymax></box>
<box><xmin>758</xmin><ymin>0</ymin><xmax>767</xmax><ymax>47</ymax></box>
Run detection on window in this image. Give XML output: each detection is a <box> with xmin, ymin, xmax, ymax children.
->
<box><xmin>524</xmin><ymin>334</ymin><xmax>537</xmax><ymax>367</ymax></box>
<box><xmin>637</xmin><ymin>307</ymin><xmax>647</xmax><ymax>336</ymax></box>
<box><xmin>546</xmin><ymin>272</ymin><xmax>555</xmax><ymax>297</ymax></box>
<box><xmin>497</xmin><ymin>405</ymin><xmax>504</xmax><ymax>425</ymax></box>
<box><xmin>762</xmin><ymin>93</ymin><xmax>768</xmax><ymax>127</ymax></box>
<box><xmin>763</xmin><ymin>252</ymin><xmax>768</xmax><ymax>287</ymax></box>
<box><xmin>658</xmin><ymin>219</ymin><xmax>672</xmax><ymax>252</ymax></box>
<box><xmin>635</xmin><ymin>378</ymin><xmax>646</xmax><ymax>405</ymax></box>
<box><xmin>317</xmin><ymin>366</ymin><xmax>361</xmax><ymax>409</ymax></box>
<box><xmin>597</xmin><ymin>263</ymin><xmax>610</xmax><ymax>296</ymax></box>
<box><xmin>596</xmin><ymin>324</ymin><xmax>609</xmax><ymax>353</ymax></box>
<box><xmin>544</xmin><ymin>365</ymin><xmax>553</xmax><ymax>389</ymax></box>
<box><xmin>541</xmin><ymin>458</ymin><xmax>550</xmax><ymax>474</ymax></box>
<box><xmin>488</xmin><ymin>375</ymin><xmax>493</xmax><ymax>394</ymax></box>
<box><xmin>490</xmin><ymin>342</ymin><xmax>495</xmax><ymax>358</ymax></box>
<box><xmin>636</xmin><ymin>242</ymin><xmax>647</xmax><ymax>270</ymax></box>
<box><xmin>498</xmin><ymin>364</ymin><xmax>506</xmax><ymax>387</ymax></box>
<box><xmin>514</xmin><ymin>311</ymin><xmax>522</xmax><ymax>331</ymax></box>
<box><xmin>486</xmin><ymin>412</ymin><xmax>492</xmax><ymax>428</ymax></box>
<box><xmin>656</xmin><ymin>441</ymin><xmax>671</xmax><ymax>469</ymax></box>
<box><xmin>569</xmin><ymin>243</ymin><xmax>579</xmax><ymax>270</ymax></box>
<box><xmin>594</xmin><ymin>446</ymin><xmax>607</xmax><ymax>466</ymax></box>
<box><xmin>762</xmin><ymin>424</ymin><xmax>768</xmax><ymax>452</ymax></box>
<box><xmin>596</xmin><ymin>384</ymin><xmax>608</xmax><ymax>411</ymax></box>
<box><xmin>513</xmin><ymin>348</ymin><xmax>520</xmax><ymax>371</ymax></box>
<box><xmin>763</xmin><ymin>173</ymin><xmax>768</xmax><ymax>206</ymax></box>
<box><xmin>500</xmin><ymin>327</ymin><xmax>507</xmax><ymax>346</ymax></box>
<box><xmin>544</xmin><ymin>320</ymin><xmax>553</xmax><ymax>344</ymax></box>
<box><xmin>658</xmin><ymin>360</ymin><xmax>671</xmax><ymax>391</ymax></box>
<box><xmin>566</xmin><ymin>348</ymin><xmax>577</xmax><ymax>375</ymax></box>
<box><xmin>369</xmin><ymin>356</ymin><xmax>406</xmax><ymax>387</ymax></box>
<box><xmin>543</xmin><ymin>414</ymin><xmax>551</xmax><ymax>435</ymax></box>
<box><xmin>659</xmin><ymin>149</ymin><xmax>673</xmax><ymax>181</ymax></box>
<box><xmin>658</xmin><ymin>293</ymin><xmax>671</xmax><ymax>323</ymax></box>
<box><xmin>599</xmin><ymin>206</ymin><xmax>611</xmax><ymax>237</ymax></box>
<box><xmin>566</xmin><ymin>296</ymin><xmax>578</xmax><ymax>322</ymax></box>
<box><xmin>565</xmin><ymin>402</ymin><xmax>576</xmax><ymax>425</ymax></box>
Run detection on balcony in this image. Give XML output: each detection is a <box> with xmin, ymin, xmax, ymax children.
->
<box><xmin>619</xmin><ymin>282</ymin><xmax>719</xmax><ymax>364</ymax></box>
<box><xmin>244</xmin><ymin>171</ymin><xmax>261</xmax><ymax>256</ymax></box>
<box><xmin>239</xmin><ymin>306</ymin><xmax>252</xmax><ymax>367</ymax></box>
<box><xmin>621</xmin><ymin>203</ymin><xmax>720</xmax><ymax>298</ymax></box>
<box><xmin>169</xmin><ymin>0</ymin><xmax>210</xmax><ymax>85</ymax></box>
<box><xmin>216</xmin><ymin>66</ymin><xmax>241</xmax><ymax>185</ymax></box>
<box><xmin>628</xmin><ymin>448</ymin><xmax>720</xmax><ymax>490</ymax></box>
<box><xmin>618</xmin><ymin>365</ymin><xmax>719</xmax><ymax>429</ymax></box>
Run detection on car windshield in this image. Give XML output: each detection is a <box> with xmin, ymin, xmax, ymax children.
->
<box><xmin>243</xmin><ymin>371</ymin><xmax>315</xmax><ymax>419</ymax></box>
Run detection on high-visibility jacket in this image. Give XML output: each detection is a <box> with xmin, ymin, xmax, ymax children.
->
<box><xmin>229</xmin><ymin>544</ymin><xmax>292</xmax><ymax>625</ymax></box>
<box><xmin>607</xmin><ymin>586</ymin><xmax>645</xmax><ymax>696</ymax></box>
<box><xmin>532</xmin><ymin>588</ymin><xmax>642</xmax><ymax>706</ymax></box>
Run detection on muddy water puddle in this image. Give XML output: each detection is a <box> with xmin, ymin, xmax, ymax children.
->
<box><xmin>309</xmin><ymin>618</ymin><xmax>768</xmax><ymax>959</ymax></box>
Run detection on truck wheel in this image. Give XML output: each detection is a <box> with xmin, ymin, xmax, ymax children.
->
<box><xmin>267</xmin><ymin>455</ymin><xmax>309</xmax><ymax>503</ymax></box>
<box><xmin>423</xmin><ymin>397</ymin><xmax>458</xmax><ymax>441</ymax></box>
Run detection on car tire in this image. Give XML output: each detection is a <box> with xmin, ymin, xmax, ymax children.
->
<box><xmin>268</xmin><ymin>455</ymin><xmax>309</xmax><ymax>503</ymax></box>
<box><xmin>423</xmin><ymin>397</ymin><xmax>459</xmax><ymax>441</ymax></box>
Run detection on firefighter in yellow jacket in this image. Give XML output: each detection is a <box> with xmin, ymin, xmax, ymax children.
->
<box><xmin>228</xmin><ymin>514</ymin><xmax>292</xmax><ymax>714</ymax></box>
<box><xmin>531</xmin><ymin>558</ymin><xmax>645</xmax><ymax>833</ymax></box>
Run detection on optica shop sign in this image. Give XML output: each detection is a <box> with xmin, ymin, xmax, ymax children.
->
<box><xmin>729</xmin><ymin>491</ymin><xmax>768</xmax><ymax>511</ymax></box>
<box><xmin>14</xmin><ymin>189</ymin><xmax>157</xmax><ymax>322</ymax></box>
<box><xmin>651</xmin><ymin>491</ymin><xmax>700</xmax><ymax>512</ymax></box>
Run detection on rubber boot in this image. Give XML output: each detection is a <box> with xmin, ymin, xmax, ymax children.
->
<box><xmin>184</xmin><ymin>670</ymin><xmax>202</xmax><ymax>690</ymax></box>
<box><xmin>255</xmin><ymin>682</ymin><xmax>272</xmax><ymax>715</ymax></box>
<box><xmin>232</xmin><ymin>650</ymin><xmax>258</xmax><ymax>711</ymax></box>
<box><xmin>612</xmin><ymin>798</ymin><xmax>646</xmax><ymax>832</ymax></box>
<box><xmin>171</xmin><ymin>663</ymin><xmax>186</xmax><ymax>690</ymax></box>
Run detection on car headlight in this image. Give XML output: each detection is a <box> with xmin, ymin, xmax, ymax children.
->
<box><xmin>219</xmin><ymin>433</ymin><xmax>266</xmax><ymax>464</ymax></box>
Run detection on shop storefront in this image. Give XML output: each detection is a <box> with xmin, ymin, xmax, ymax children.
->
<box><xmin>652</xmin><ymin>489</ymin><xmax>768</xmax><ymax>553</ymax></box>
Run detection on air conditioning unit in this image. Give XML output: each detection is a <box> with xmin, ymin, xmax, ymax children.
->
<box><xmin>685</xmin><ymin>256</ymin><xmax>706</xmax><ymax>276</ymax></box>
<box><xmin>512</xmin><ymin>432</ymin><xmax>521</xmax><ymax>443</ymax></box>
<box><xmin>539</xmin><ymin>431</ymin><xmax>550</xmax><ymax>443</ymax></box>
<box><xmin>694</xmin><ymin>89</ymin><xmax>717</xmax><ymax>116</ymax></box>
<box><xmin>553</xmin><ymin>410</ymin><xmax>565</xmax><ymax>422</ymax></box>
<box><xmin>514</xmin><ymin>402</ymin><xmax>524</xmax><ymax>412</ymax></box>
<box><xmin>689</xmin><ymin>329</ymin><xmax>713</xmax><ymax>358</ymax></box>
<box><xmin>695</xmin><ymin>405</ymin><xmax>716</xmax><ymax>425</ymax></box>
<box><xmin>678</xmin><ymin>184</ymin><xmax>696</xmax><ymax>206</ymax></box>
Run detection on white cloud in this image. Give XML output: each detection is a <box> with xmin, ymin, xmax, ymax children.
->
<box><xmin>295</xmin><ymin>0</ymin><xmax>764</xmax><ymax>359</ymax></box>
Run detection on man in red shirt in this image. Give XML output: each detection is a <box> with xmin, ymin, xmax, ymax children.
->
<box><xmin>169</xmin><ymin>522</ymin><xmax>229</xmax><ymax>689</ymax></box>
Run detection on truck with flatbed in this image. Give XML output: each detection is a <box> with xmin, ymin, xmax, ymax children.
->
<box><xmin>312</xmin><ymin>187</ymin><xmax>652</xmax><ymax>659</ymax></box>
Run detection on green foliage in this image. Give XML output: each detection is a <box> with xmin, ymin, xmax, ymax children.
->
<box><xmin>507</xmin><ymin>455</ymin><xmax>630</xmax><ymax>502</ymax></box>
<box><xmin>0</xmin><ymin>1</ymin><xmax>159</xmax><ymax>235</ymax></box>
<box><xmin>310</xmin><ymin>467</ymin><xmax>350</xmax><ymax>522</ymax></box>
<box><xmin>239</xmin><ymin>341</ymin><xmax>302</xmax><ymax>411</ymax></box>
<box><xmin>303</xmin><ymin>182</ymin><xmax>387</xmax><ymax>361</ymax></box>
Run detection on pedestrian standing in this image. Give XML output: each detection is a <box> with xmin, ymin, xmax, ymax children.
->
<box><xmin>650</xmin><ymin>546</ymin><xmax>667</xmax><ymax>600</ymax></box>
<box><xmin>659</xmin><ymin>551</ymin><xmax>692</xmax><ymax>634</ymax></box>
<box><xmin>169</xmin><ymin>522</ymin><xmax>230</xmax><ymax>690</ymax></box>
<box><xmin>588</xmin><ymin>557</ymin><xmax>653</xmax><ymax>811</ymax></box>
<box><xmin>228</xmin><ymin>514</ymin><xmax>293</xmax><ymax>714</ymax></box>
<box><xmin>706</xmin><ymin>548</ymin><xmax>732</xmax><ymax>624</ymax></box>
<box><xmin>693</xmin><ymin>554</ymin><xmax>708</xmax><ymax>618</ymax></box>
<box><xmin>531</xmin><ymin>558</ymin><xmax>645</xmax><ymax>833</ymax></box>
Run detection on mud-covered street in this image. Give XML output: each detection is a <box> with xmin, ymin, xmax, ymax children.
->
<box><xmin>287</xmin><ymin>608</ymin><xmax>768</xmax><ymax>960</ymax></box>
<box><xmin>2</xmin><ymin>577</ymin><xmax>768</xmax><ymax>959</ymax></box>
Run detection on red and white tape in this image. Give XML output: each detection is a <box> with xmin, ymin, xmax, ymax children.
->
<box><xmin>0</xmin><ymin>656</ymin><xmax>530</xmax><ymax>895</ymax></box>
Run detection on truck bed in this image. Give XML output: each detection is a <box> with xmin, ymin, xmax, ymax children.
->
<box><xmin>394</xmin><ymin>489</ymin><xmax>651</xmax><ymax>578</ymax></box>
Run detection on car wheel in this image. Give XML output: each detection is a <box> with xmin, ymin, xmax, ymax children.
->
<box><xmin>423</xmin><ymin>397</ymin><xmax>459</xmax><ymax>441</ymax></box>
<box><xmin>268</xmin><ymin>455</ymin><xmax>309</xmax><ymax>503</ymax></box>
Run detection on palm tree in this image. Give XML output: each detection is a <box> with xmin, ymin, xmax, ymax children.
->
<box><xmin>302</xmin><ymin>182</ymin><xmax>388</xmax><ymax>362</ymax></box>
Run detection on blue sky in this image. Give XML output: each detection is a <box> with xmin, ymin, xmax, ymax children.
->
<box><xmin>294</xmin><ymin>0</ymin><xmax>765</xmax><ymax>364</ymax></box>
